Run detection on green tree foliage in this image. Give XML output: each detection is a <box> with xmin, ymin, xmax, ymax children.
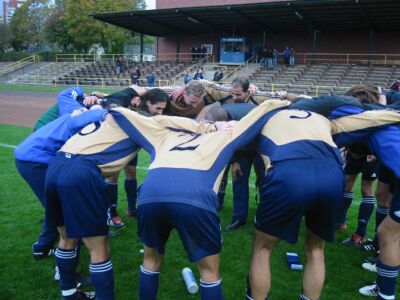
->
<box><xmin>64</xmin><ymin>0</ymin><xmax>145</xmax><ymax>53</ymax></box>
<box><xmin>44</xmin><ymin>8</ymin><xmax>75</xmax><ymax>52</ymax></box>
<box><xmin>0</xmin><ymin>23</ymin><xmax>13</xmax><ymax>52</ymax></box>
<box><xmin>9</xmin><ymin>0</ymin><xmax>54</xmax><ymax>52</ymax></box>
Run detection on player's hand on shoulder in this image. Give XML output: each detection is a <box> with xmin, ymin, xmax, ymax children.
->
<box><xmin>248</xmin><ymin>84</ymin><xmax>258</xmax><ymax>95</ymax></box>
<box><xmin>83</xmin><ymin>95</ymin><xmax>100</xmax><ymax>106</ymax></box>
<box><xmin>215</xmin><ymin>120</ymin><xmax>236</xmax><ymax>133</ymax></box>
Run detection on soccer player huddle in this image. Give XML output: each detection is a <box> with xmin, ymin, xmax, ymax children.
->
<box><xmin>14</xmin><ymin>77</ymin><xmax>400</xmax><ymax>300</ymax></box>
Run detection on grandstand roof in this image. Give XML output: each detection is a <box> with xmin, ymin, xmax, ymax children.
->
<box><xmin>92</xmin><ymin>0</ymin><xmax>400</xmax><ymax>37</ymax></box>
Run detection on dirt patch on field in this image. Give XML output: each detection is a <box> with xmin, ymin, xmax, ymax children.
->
<box><xmin>0</xmin><ymin>90</ymin><xmax>57</xmax><ymax>127</ymax></box>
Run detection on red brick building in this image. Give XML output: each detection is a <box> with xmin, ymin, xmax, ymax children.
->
<box><xmin>94</xmin><ymin>0</ymin><xmax>400</xmax><ymax>62</ymax></box>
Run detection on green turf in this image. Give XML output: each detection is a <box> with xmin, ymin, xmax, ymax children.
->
<box><xmin>0</xmin><ymin>123</ymin><xmax>383</xmax><ymax>299</ymax></box>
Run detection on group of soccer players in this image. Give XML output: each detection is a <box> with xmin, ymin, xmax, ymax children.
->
<box><xmin>14</xmin><ymin>76</ymin><xmax>400</xmax><ymax>300</ymax></box>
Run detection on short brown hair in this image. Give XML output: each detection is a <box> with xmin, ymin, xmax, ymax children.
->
<box><xmin>185</xmin><ymin>80</ymin><xmax>206</xmax><ymax>98</ymax></box>
<box><xmin>344</xmin><ymin>84</ymin><xmax>380</xmax><ymax>104</ymax></box>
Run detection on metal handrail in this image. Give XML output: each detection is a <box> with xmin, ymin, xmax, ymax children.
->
<box><xmin>0</xmin><ymin>55</ymin><xmax>38</xmax><ymax>76</ymax></box>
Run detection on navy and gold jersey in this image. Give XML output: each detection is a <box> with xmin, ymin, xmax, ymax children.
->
<box><xmin>60</xmin><ymin>109</ymin><xmax>220</xmax><ymax>177</ymax></box>
<box><xmin>110</xmin><ymin>100</ymin><xmax>290</xmax><ymax>214</ymax></box>
<box><xmin>290</xmin><ymin>95</ymin><xmax>400</xmax><ymax>177</ymax></box>
<box><xmin>257</xmin><ymin>110</ymin><xmax>342</xmax><ymax>169</ymax></box>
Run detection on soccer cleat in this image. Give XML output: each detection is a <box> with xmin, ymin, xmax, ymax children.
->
<box><xmin>111</xmin><ymin>215</ymin><xmax>125</xmax><ymax>229</ymax></box>
<box><xmin>76</xmin><ymin>290</ymin><xmax>96</xmax><ymax>299</ymax></box>
<box><xmin>359</xmin><ymin>283</ymin><xmax>378</xmax><ymax>297</ymax></box>
<box><xmin>224</xmin><ymin>220</ymin><xmax>246</xmax><ymax>232</ymax></box>
<box><xmin>342</xmin><ymin>233</ymin><xmax>367</xmax><ymax>247</ymax></box>
<box><xmin>336</xmin><ymin>223</ymin><xmax>348</xmax><ymax>232</ymax></box>
<box><xmin>362</xmin><ymin>262</ymin><xmax>377</xmax><ymax>273</ymax></box>
<box><xmin>358</xmin><ymin>240</ymin><xmax>378</xmax><ymax>252</ymax></box>
<box><xmin>32</xmin><ymin>243</ymin><xmax>55</xmax><ymax>260</ymax></box>
<box><xmin>125</xmin><ymin>209</ymin><xmax>137</xmax><ymax>217</ymax></box>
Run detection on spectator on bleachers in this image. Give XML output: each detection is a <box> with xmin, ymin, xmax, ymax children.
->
<box><xmin>290</xmin><ymin>47</ymin><xmax>296</xmax><ymax>65</ymax></box>
<box><xmin>193</xmin><ymin>67</ymin><xmax>204</xmax><ymax>80</ymax></box>
<box><xmin>119</xmin><ymin>56</ymin><xmax>126</xmax><ymax>74</ymax></box>
<box><xmin>213</xmin><ymin>68</ymin><xmax>224</xmax><ymax>82</ymax></box>
<box><xmin>183</xmin><ymin>72</ymin><xmax>192</xmax><ymax>85</ymax></box>
<box><xmin>146</xmin><ymin>72</ymin><xmax>156</xmax><ymax>87</ymax></box>
<box><xmin>115</xmin><ymin>57</ymin><xmax>122</xmax><ymax>75</ymax></box>
<box><xmin>283</xmin><ymin>46</ymin><xmax>291</xmax><ymax>66</ymax></box>
<box><xmin>196</xmin><ymin>46</ymin><xmax>201</xmax><ymax>60</ymax></box>
<box><xmin>259</xmin><ymin>48</ymin><xmax>268</xmax><ymax>67</ymax></box>
<box><xmin>201</xmin><ymin>45</ymin><xmax>207</xmax><ymax>59</ymax></box>
<box><xmin>190</xmin><ymin>46</ymin><xmax>196</xmax><ymax>62</ymax></box>
<box><xmin>267</xmin><ymin>49</ymin><xmax>274</xmax><ymax>69</ymax></box>
<box><xmin>273</xmin><ymin>49</ymin><xmax>279</xmax><ymax>67</ymax></box>
<box><xmin>130</xmin><ymin>66</ymin><xmax>141</xmax><ymax>85</ymax></box>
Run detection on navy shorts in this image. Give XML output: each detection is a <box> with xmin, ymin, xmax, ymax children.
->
<box><xmin>344</xmin><ymin>152</ymin><xmax>377</xmax><ymax>181</ymax></box>
<box><xmin>15</xmin><ymin>159</ymin><xmax>48</xmax><ymax>207</ymax></box>
<box><xmin>377</xmin><ymin>163</ymin><xmax>395</xmax><ymax>193</ymax></box>
<box><xmin>389</xmin><ymin>178</ymin><xmax>400</xmax><ymax>223</ymax></box>
<box><xmin>127</xmin><ymin>154</ymin><xmax>138</xmax><ymax>166</ymax></box>
<box><xmin>255</xmin><ymin>158</ymin><xmax>344</xmax><ymax>243</ymax></box>
<box><xmin>137</xmin><ymin>202</ymin><xmax>222</xmax><ymax>262</ymax></box>
<box><xmin>45</xmin><ymin>153</ymin><xmax>109</xmax><ymax>238</ymax></box>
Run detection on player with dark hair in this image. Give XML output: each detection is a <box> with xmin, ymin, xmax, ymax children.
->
<box><xmin>336</xmin><ymin>85</ymin><xmax>381</xmax><ymax>245</ymax></box>
<box><xmin>103</xmin><ymin>88</ymin><xmax>170</xmax><ymax>221</ymax></box>
<box><xmin>45</xmin><ymin>105</ymin><xmax>233</xmax><ymax>300</ymax></box>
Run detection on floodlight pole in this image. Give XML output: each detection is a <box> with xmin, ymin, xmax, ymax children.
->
<box><xmin>312</xmin><ymin>28</ymin><xmax>318</xmax><ymax>63</ymax></box>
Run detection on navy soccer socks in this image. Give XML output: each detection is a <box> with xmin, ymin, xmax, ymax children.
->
<box><xmin>200</xmin><ymin>278</ymin><xmax>224</xmax><ymax>300</ymax></box>
<box><xmin>124</xmin><ymin>179</ymin><xmax>137</xmax><ymax>212</ymax></box>
<box><xmin>89</xmin><ymin>260</ymin><xmax>115</xmax><ymax>300</ymax></box>
<box><xmin>356</xmin><ymin>196</ymin><xmax>375</xmax><ymax>237</ymax></box>
<box><xmin>337</xmin><ymin>192</ymin><xmax>353</xmax><ymax>224</ymax></box>
<box><xmin>139</xmin><ymin>265</ymin><xmax>160</xmax><ymax>300</ymax></box>
<box><xmin>55</xmin><ymin>247</ymin><xmax>79</xmax><ymax>299</ymax></box>
<box><xmin>376</xmin><ymin>260</ymin><xmax>400</xmax><ymax>300</ymax></box>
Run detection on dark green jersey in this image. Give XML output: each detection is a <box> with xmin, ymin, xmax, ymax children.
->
<box><xmin>33</xmin><ymin>104</ymin><xmax>59</xmax><ymax>131</ymax></box>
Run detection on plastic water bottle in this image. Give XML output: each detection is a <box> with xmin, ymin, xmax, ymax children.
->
<box><xmin>182</xmin><ymin>267</ymin><xmax>199</xmax><ymax>294</ymax></box>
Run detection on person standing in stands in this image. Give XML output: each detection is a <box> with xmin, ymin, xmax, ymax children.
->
<box><xmin>130</xmin><ymin>66</ymin><xmax>141</xmax><ymax>85</ymax></box>
<box><xmin>193</xmin><ymin>67</ymin><xmax>204</xmax><ymax>80</ymax></box>
<box><xmin>283</xmin><ymin>47</ymin><xmax>290</xmax><ymax>66</ymax></box>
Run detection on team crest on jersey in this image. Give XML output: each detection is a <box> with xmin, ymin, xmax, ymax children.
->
<box><xmin>394</xmin><ymin>211</ymin><xmax>400</xmax><ymax>218</ymax></box>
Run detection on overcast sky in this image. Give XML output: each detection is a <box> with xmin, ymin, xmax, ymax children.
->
<box><xmin>145</xmin><ymin>0</ymin><xmax>155</xmax><ymax>9</ymax></box>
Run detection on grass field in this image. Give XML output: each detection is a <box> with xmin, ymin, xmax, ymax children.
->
<box><xmin>0</xmin><ymin>123</ymin><xmax>383</xmax><ymax>300</ymax></box>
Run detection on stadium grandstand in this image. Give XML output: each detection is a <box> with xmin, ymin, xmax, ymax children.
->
<box><xmin>1</xmin><ymin>0</ymin><xmax>400</xmax><ymax>95</ymax></box>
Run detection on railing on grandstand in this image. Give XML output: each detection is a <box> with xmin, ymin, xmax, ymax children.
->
<box><xmin>50</xmin><ymin>76</ymin><xmax>172</xmax><ymax>88</ymax></box>
<box><xmin>55</xmin><ymin>54</ymin><xmax>96</xmax><ymax>62</ymax></box>
<box><xmin>253</xmin><ymin>53</ymin><xmax>400</xmax><ymax>66</ymax></box>
<box><xmin>0</xmin><ymin>55</ymin><xmax>39</xmax><ymax>76</ymax></box>
<box><xmin>55</xmin><ymin>53</ymin><xmax>214</xmax><ymax>64</ymax></box>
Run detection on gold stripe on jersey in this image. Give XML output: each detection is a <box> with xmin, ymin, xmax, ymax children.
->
<box><xmin>231</xmin><ymin>100</ymin><xmax>291</xmax><ymax>141</ymax></box>
<box><xmin>261</xmin><ymin>110</ymin><xmax>337</xmax><ymax>147</ymax></box>
<box><xmin>60</xmin><ymin>116</ymin><xmax>128</xmax><ymax>155</ymax></box>
<box><xmin>148</xmin><ymin>100</ymin><xmax>289</xmax><ymax>171</ymax></box>
<box><xmin>153</xmin><ymin>114</ymin><xmax>217</xmax><ymax>133</ymax></box>
<box><xmin>98</xmin><ymin>150</ymin><xmax>139</xmax><ymax>177</ymax></box>
<box><xmin>331</xmin><ymin>110</ymin><xmax>400</xmax><ymax>134</ymax></box>
<box><xmin>213</xmin><ymin>167</ymin><xmax>228</xmax><ymax>194</ymax></box>
<box><xmin>259</xmin><ymin>153</ymin><xmax>272</xmax><ymax>171</ymax></box>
